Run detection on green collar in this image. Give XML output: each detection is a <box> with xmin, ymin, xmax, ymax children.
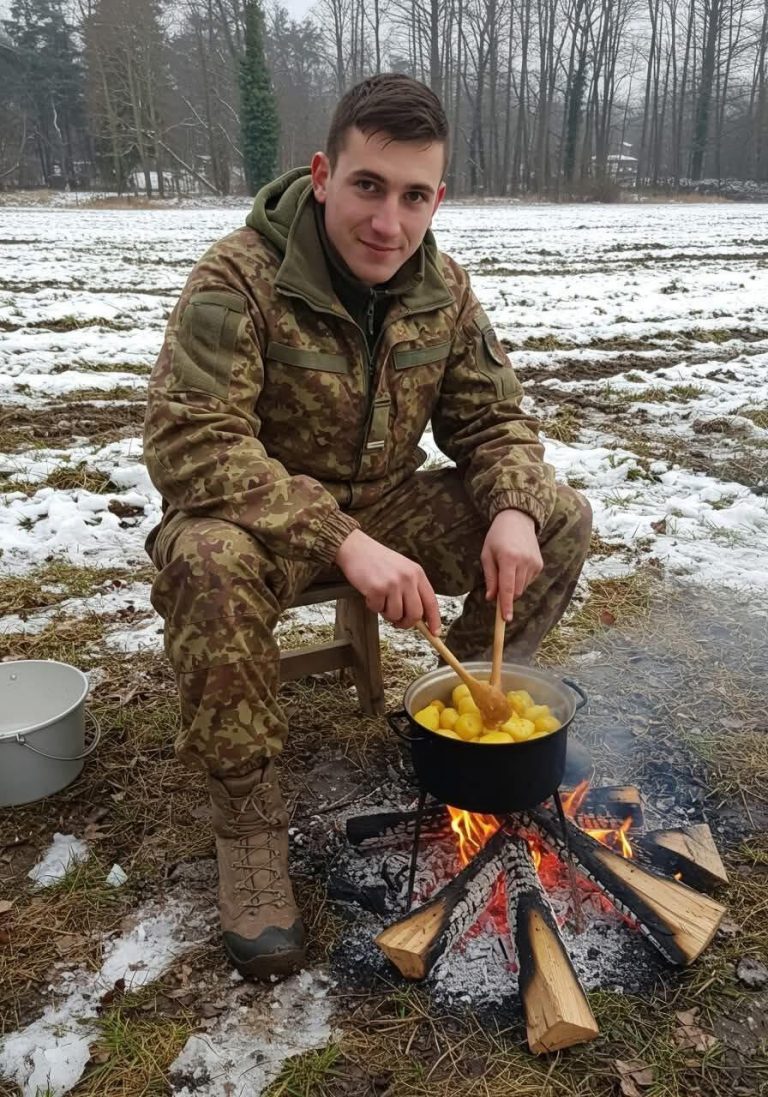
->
<box><xmin>273</xmin><ymin>181</ymin><xmax>453</xmax><ymax>317</ymax></box>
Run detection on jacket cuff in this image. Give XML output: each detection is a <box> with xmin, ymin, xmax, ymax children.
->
<box><xmin>312</xmin><ymin>509</ymin><xmax>361</xmax><ymax>566</ymax></box>
<box><xmin>488</xmin><ymin>490</ymin><xmax>549</xmax><ymax>533</ymax></box>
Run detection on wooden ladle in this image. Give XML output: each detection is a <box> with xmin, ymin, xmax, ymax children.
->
<box><xmin>414</xmin><ymin>621</ymin><xmax>510</xmax><ymax>726</ymax></box>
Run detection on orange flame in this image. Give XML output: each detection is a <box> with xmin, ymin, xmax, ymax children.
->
<box><xmin>446</xmin><ymin>783</ymin><xmax>636</xmax><ymax>880</ymax></box>
<box><xmin>584</xmin><ymin>817</ymin><xmax>634</xmax><ymax>859</ymax></box>
<box><xmin>447</xmin><ymin>807</ymin><xmax>500</xmax><ymax>867</ymax></box>
<box><xmin>561</xmin><ymin>780</ymin><xmax>591</xmax><ymax>816</ymax></box>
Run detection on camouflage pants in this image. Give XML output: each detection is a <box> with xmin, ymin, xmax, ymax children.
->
<box><xmin>149</xmin><ymin>470</ymin><xmax>591</xmax><ymax>775</ymax></box>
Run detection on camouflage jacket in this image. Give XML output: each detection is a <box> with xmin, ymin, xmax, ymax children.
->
<box><xmin>144</xmin><ymin>169</ymin><xmax>556</xmax><ymax>566</ymax></box>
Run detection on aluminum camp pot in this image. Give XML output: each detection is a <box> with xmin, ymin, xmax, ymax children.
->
<box><xmin>0</xmin><ymin>660</ymin><xmax>101</xmax><ymax>807</ymax></box>
<box><xmin>388</xmin><ymin>661</ymin><xmax>587</xmax><ymax>814</ymax></box>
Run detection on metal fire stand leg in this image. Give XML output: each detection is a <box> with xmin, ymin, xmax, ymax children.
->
<box><xmin>553</xmin><ymin>786</ymin><xmax>585</xmax><ymax>932</ymax></box>
<box><xmin>405</xmin><ymin>788</ymin><xmax>428</xmax><ymax>913</ymax></box>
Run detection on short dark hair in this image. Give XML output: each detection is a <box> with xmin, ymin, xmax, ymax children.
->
<box><xmin>326</xmin><ymin>74</ymin><xmax>449</xmax><ymax>170</ymax></box>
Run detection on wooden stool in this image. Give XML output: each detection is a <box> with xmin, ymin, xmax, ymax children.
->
<box><xmin>279</xmin><ymin>581</ymin><xmax>385</xmax><ymax>715</ymax></box>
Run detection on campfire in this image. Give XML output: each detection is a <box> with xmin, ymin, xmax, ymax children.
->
<box><xmin>343</xmin><ymin>784</ymin><xmax>728</xmax><ymax>1055</ymax></box>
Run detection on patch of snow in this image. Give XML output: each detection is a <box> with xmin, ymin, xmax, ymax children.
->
<box><xmin>169</xmin><ymin>969</ymin><xmax>336</xmax><ymax>1097</ymax></box>
<box><xmin>0</xmin><ymin>991</ymin><xmax>96</xmax><ymax>1097</ymax></box>
<box><xmin>1</xmin><ymin>582</ymin><xmax>153</xmax><ymax>637</ymax></box>
<box><xmin>0</xmin><ymin>898</ymin><xmax>210</xmax><ymax>1097</ymax></box>
<box><xmin>28</xmin><ymin>834</ymin><xmax>89</xmax><ymax>887</ymax></box>
<box><xmin>105</xmin><ymin>864</ymin><xmax>127</xmax><ymax>888</ymax></box>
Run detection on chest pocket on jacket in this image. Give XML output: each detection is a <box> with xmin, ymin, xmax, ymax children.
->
<box><xmin>266</xmin><ymin>342</ymin><xmax>350</xmax><ymax>374</ymax></box>
<box><xmin>393</xmin><ymin>342</ymin><xmax>450</xmax><ymax>370</ymax></box>
<box><xmin>472</xmin><ymin>309</ymin><xmax>520</xmax><ymax>400</ymax></box>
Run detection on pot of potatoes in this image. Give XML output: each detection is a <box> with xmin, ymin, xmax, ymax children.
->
<box><xmin>388</xmin><ymin>662</ymin><xmax>587</xmax><ymax>813</ymax></box>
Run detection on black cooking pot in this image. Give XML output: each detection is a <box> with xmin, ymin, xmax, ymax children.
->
<box><xmin>388</xmin><ymin>661</ymin><xmax>587</xmax><ymax>814</ymax></box>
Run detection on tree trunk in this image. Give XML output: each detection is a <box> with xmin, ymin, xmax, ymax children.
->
<box><xmin>690</xmin><ymin>0</ymin><xmax>722</xmax><ymax>180</ymax></box>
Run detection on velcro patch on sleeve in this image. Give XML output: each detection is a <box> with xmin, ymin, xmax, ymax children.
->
<box><xmin>472</xmin><ymin>309</ymin><xmax>519</xmax><ymax>398</ymax></box>
<box><xmin>171</xmin><ymin>291</ymin><xmax>247</xmax><ymax>399</ymax></box>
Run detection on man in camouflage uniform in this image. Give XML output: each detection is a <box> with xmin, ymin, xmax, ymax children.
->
<box><xmin>144</xmin><ymin>74</ymin><xmax>592</xmax><ymax>981</ymax></box>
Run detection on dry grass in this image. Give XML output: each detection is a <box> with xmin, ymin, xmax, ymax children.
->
<box><xmin>538</xmin><ymin>569</ymin><xmax>656</xmax><ymax>664</ymax></box>
<box><xmin>543</xmin><ymin>404</ymin><xmax>582</xmax><ymax>443</ymax></box>
<box><xmin>76</xmin><ymin>992</ymin><xmax>194</xmax><ymax>1097</ymax></box>
<box><xmin>739</xmin><ymin>407</ymin><xmax>768</xmax><ymax>429</ymax></box>
<box><xmin>0</xmin><ymin>561</ymin><xmax>152</xmax><ymax>616</ymax></box>
<box><xmin>263</xmin><ymin>974</ymin><xmax>757</xmax><ymax>1097</ymax></box>
<box><xmin>58</xmin><ymin>387</ymin><xmax>144</xmax><ymax>403</ymax></box>
<box><xmin>0</xmin><ymin>401</ymin><xmax>147</xmax><ymax>452</ymax></box>
<box><xmin>625</xmin><ymin>383</ymin><xmax>706</xmax><ymax>403</ymax></box>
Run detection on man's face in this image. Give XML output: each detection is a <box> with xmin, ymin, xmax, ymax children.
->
<box><xmin>310</xmin><ymin>127</ymin><xmax>447</xmax><ymax>286</ymax></box>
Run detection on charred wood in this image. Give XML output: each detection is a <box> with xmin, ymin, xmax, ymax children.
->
<box><xmin>375</xmin><ymin>823</ymin><xmax>507</xmax><ymax>980</ymax></box>
<box><xmin>572</xmin><ymin>785</ymin><xmax>644</xmax><ymax>830</ymax></box>
<box><xmin>345</xmin><ymin>805</ymin><xmax>450</xmax><ymax>849</ymax></box>
<box><xmin>529</xmin><ymin>809</ymin><xmax>726</xmax><ymax>966</ymax></box>
<box><xmin>635</xmin><ymin>824</ymin><xmax>729</xmax><ymax>892</ymax></box>
<box><xmin>502</xmin><ymin>831</ymin><xmax>599</xmax><ymax>1054</ymax></box>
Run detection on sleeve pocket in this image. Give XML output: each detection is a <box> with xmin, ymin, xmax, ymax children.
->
<box><xmin>472</xmin><ymin>311</ymin><xmax>519</xmax><ymax>399</ymax></box>
<box><xmin>171</xmin><ymin>292</ymin><xmax>247</xmax><ymax>399</ymax></box>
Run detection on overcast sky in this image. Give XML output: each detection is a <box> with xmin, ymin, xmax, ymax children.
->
<box><xmin>0</xmin><ymin>0</ymin><xmax>319</xmax><ymax>24</ymax></box>
<box><xmin>281</xmin><ymin>0</ymin><xmax>316</xmax><ymax>19</ymax></box>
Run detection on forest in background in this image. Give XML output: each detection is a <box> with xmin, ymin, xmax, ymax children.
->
<box><xmin>1</xmin><ymin>0</ymin><xmax>767</xmax><ymax>199</ymax></box>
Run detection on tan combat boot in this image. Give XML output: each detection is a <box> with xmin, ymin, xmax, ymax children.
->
<box><xmin>208</xmin><ymin>761</ymin><xmax>306</xmax><ymax>980</ymax></box>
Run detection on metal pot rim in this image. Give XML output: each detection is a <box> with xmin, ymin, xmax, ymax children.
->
<box><xmin>0</xmin><ymin>660</ymin><xmax>90</xmax><ymax>741</ymax></box>
<box><xmin>403</xmin><ymin>660</ymin><xmax>580</xmax><ymax>726</ymax></box>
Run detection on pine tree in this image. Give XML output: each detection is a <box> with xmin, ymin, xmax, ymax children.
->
<box><xmin>4</xmin><ymin>0</ymin><xmax>85</xmax><ymax>187</ymax></box>
<box><xmin>239</xmin><ymin>0</ymin><xmax>279</xmax><ymax>194</ymax></box>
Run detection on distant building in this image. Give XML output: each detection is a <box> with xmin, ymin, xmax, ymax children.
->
<box><xmin>606</xmin><ymin>152</ymin><xmax>638</xmax><ymax>183</ymax></box>
<box><xmin>126</xmin><ymin>170</ymin><xmax>176</xmax><ymax>194</ymax></box>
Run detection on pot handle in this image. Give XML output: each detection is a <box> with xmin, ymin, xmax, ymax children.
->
<box><xmin>562</xmin><ymin>679</ymin><xmax>588</xmax><ymax>713</ymax></box>
<box><xmin>387</xmin><ymin>709</ymin><xmax>428</xmax><ymax>743</ymax></box>
<box><xmin>13</xmin><ymin>709</ymin><xmax>102</xmax><ymax>761</ymax></box>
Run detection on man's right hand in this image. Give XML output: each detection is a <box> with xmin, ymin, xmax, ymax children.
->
<box><xmin>335</xmin><ymin>529</ymin><xmax>442</xmax><ymax>633</ymax></box>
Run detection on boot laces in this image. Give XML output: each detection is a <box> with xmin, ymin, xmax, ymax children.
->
<box><xmin>230</xmin><ymin>781</ymin><xmax>287</xmax><ymax>910</ymax></box>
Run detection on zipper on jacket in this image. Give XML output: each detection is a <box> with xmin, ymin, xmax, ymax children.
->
<box><xmin>277</xmin><ymin>284</ymin><xmax>446</xmax><ymax>478</ymax></box>
<box><xmin>366</xmin><ymin>293</ymin><xmax>376</xmax><ymax>339</ymax></box>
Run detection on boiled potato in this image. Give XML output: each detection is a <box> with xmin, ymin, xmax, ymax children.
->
<box><xmin>532</xmin><ymin>713</ymin><xmax>560</xmax><ymax>735</ymax></box>
<box><xmin>435</xmin><ymin>727</ymin><xmax>460</xmax><ymax>739</ymax></box>
<box><xmin>439</xmin><ymin>707</ymin><xmax>459</xmax><ymax>730</ymax></box>
<box><xmin>452</xmin><ymin>683</ymin><xmax>471</xmax><ymax>707</ymax></box>
<box><xmin>414</xmin><ymin>705</ymin><xmax>440</xmax><ymax>731</ymax></box>
<box><xmin>457</xmin><ymin>695</ymin><xmax>480</xmax><ymax>716</ymax></box>
<box><xmin>507</xmin><ymin>689</ymin><xmax>535</xmax><ymax>715</ymax></box>
<box><xmin>418</xmin><ymin>686</ymin><xmax>560</xmax><ymax>744</ymax></box>
<box><xmin>476</xmin><ymin>730</ymin><xmax>513</xmax><ymax>744</ymax></box>
<box><xmin>501</xmin><ymin>716</ymin><xmax>536</xmax><ymax>742</ymax></box>
<box><xmin>454</xmin><ymin>711</ymin><xmax>483</xmax><ymax>740</ymax></box>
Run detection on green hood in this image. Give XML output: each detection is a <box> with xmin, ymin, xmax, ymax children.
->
<box><xmin>244</xmin><ymin>167</ymin><xmax>452</xmax><ymax>316</ymax></box>
<box><xmin>245</xmin><ymin>167</ymin><xmax>312</xmax><ymax>256</ymax></box>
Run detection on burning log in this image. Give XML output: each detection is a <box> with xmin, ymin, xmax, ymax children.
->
<box><xmin>573</xmin><ymin>785</ymin><xmax>644</xmax><ymax>831</ymax></box>
<box><xmin>530</xmin><ymin>809</ymin><xmax>726</xmax><ymax>966</ymax></box>
<box><xmin>502</xmin><ymin>832</ymin><xmax>599</xmax><ymax>1054</ymax></box>
<box><xmin>375</xmin><ymin>823</ymin><xmax>507</xmax><ymax>979</ymax></box>
<box><xmin>636</xmin><ymin>824</ymin><xmax>729</xmax><ymax>893</ymax></box>
<box><xmin>345</xmin><ymin>805</ymin><xmax>450</xmax><ymax>849</ymax></box>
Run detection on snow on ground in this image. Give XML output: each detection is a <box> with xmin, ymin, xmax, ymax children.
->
<box><xmin>1</xmin><ymin>201</ymin><xmax>766</xmax><ymax>598</ymax></box>
<box><xmin>2</xmin><ymin>200</ymin><xmax>768</xmax><ymax>1094</ymax></box>
<box><xmin>27</xmin><ymin>833</ymin><xmax>90</xmax><ymax>887</ymax></box>
<box><xmin>0</xmin><ymin>899</ymin><xmax>211</xmax><ymax>1096</ymax></box>
<box><xmin>169</xmin><ymin>969</ymin><xmax>336</xmax><ymax>1097</ymax></box>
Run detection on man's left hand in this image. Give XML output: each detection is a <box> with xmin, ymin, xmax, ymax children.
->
<box><xmin>481</xmin><ymin>509</ymin><xmax>543</xmax><ymax>621</ymax></box>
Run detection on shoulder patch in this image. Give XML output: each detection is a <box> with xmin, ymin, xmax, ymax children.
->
<box><xmin>472</xmin><ymin>309</ymin><xmax>518</xmax><ymax>398</ymax></box>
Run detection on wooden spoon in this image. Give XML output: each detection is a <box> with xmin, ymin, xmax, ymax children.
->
<box><xmin>414</xmin><ymin>621</ymin><xmax>510</xmax><ymax>726</ymax></box>
<box><xmin>490</xmin><ymin>600</ymin><xmax>506</xmax><ymax>691</ymax></box>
